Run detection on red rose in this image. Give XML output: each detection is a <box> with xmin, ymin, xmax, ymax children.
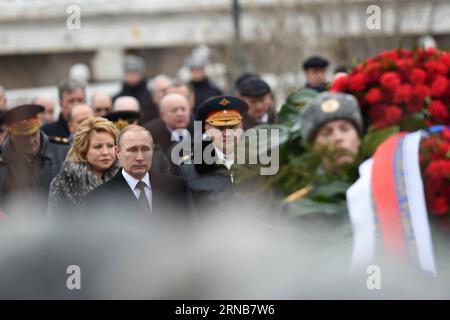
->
<box><xmin>330</xmin><ymin>74</ymin><xmax>348</xmax><ymax>92</ymax></box>
<box><xmin>431</xmin><ymin>197</ymin><xmax>449</xmax><ymax>216</ymax></box>
<box><xmin>425</xmin><ymin>60</ymin><xmax>448</xmax><ymax>75</ymax></box>
<box><xmin>348</xmin><ymin>73</ymin><xmax>367</xmax><ymax>91</ymax></box>
<box><xmin>412</xmin><ymin>84</ymin><xmax>431</xmax><ymax>101</ymax></box>
<box><xmin>380</xmin><ymin>72</ymin><xmax>401</xmax><ymax>90</ymax></box>
<box><xmin>365</xmin><ymin>88</ymin><xmax>383</xmax><ymax>104</ymax></box>
<box><xmin>442</xmin><ymin>127</ymin><xmax>450</xmax><ymax>140</ymax></box>
<box><xmin>385</xmin><ymin>105</ymin><xmax>403</xmax><ymax>125</ymax></box>
<box><xmin>441</xmin><ymin>53</ymin><xmax>450</xmax><ymax>68</ymax></box>
<box><xmin>394</xmin><ymin>84</ymin><xmax>412</xmax><ymax>104</ymax></box>
<box><xmin>428</xmin><ymin>100</ymin><xmax>449</xmax><ymax>123</ymax></box>
<box><xmin>409</xmin><ymin>68</ymin><xmax>427</xmax><ymax>85</ymax></box>
<box><xmin>431</xmin><ymin>75</ymin><xmax>449</xmax><ymax>98</ymax></box>
<box><xmin>395</xmin><ymin>58</ymin><xmax>414</xmax><ymax>71</ymax></box>
<box><xmin>425</xmin><ymin>47</ymin><xmax>438</xmax><ymax>56</ymax></box>
<box><xmin>368</xmin><ymin>103</ymin><xmax>387</xmax><ymax>121</ymax></box>
<box><xmin>426</xmin><ymin>159</ymin><xmax>450</xmax><ymax>179</ymax></box>
<box><xmin>379</xmin><ymin>50</ymin><xmax>399</xmax><ymax>60</ymax></box>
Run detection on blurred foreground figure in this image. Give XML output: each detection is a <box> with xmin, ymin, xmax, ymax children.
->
<box><xmin>85</xmin><ymin>125</ymin><xmax>193</xmax><ymax>221</ymax></box>
<box><xmin>0</xmin><ymin>105</ymin><xmax>68</xmax><ymax>217</ymax></box>
<box><xmin>0</xmin><ymin>211</ymin><xmax>448</xmax><ymax>299</ymax></box>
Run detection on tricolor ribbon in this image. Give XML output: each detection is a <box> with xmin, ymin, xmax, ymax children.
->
<box><xmin>347</xmin><ymin>129</ymin><xmax>438</xmax><ymax>276</ymax></box>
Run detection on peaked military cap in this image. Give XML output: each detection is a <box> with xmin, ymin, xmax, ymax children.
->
<box><xmin>2</xmin><ymin>104</ymin><xmax>44</xmax><ymax>136</ymax></box>
<box><xmin>105</xmin><ymin>110</ymin><xmax>141</xmax><ymax>130</ymax></box>
<box><xmin>196</xmin><ymin>96</ymin><xmax>249</xmax><ymax>127</ymax></box>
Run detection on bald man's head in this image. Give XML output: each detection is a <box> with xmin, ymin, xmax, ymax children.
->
<box><xmin>68</xmin><ymin>103</ymin><xmax>94</xmax><ymax>133</ymax></box>
<box><xmin>91</xmin><ymin>92</ymin><xmax>112</xmax><ymax>117</ymax></box>
<box><xmin>32</xmin><ymin>96</ymin><xmax>55</xmax><ymax>124</ymax></box>
<box><xmin>159</xmin><ymin>93</ymin><xmax>190</xmax><ymax>131</ymax></box>
<box><xmin>113</xmin><ymin>96</ymin><xmax>140</xmax><ymax>112</ymax></box>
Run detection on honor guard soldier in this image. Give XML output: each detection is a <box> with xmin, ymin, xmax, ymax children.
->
<box><xmin>179</xmin><ymin>96</ymin><xmax>248</xmax><ymax>214</ymax></box>
<box><xmin>0</xmin><ymin>104</ymin><xmax>68</xmax><ymax>216</ymax></box>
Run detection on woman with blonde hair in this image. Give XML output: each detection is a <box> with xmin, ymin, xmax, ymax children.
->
<box><xmin>47</xmin><ymin>117</ymin><xmax>120</xmax><ymax>219</ymax></box>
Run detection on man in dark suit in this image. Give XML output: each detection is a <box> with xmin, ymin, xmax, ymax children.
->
<box><xmin>85</xmin><ymin>125</ymin><xmax>194</xmax><ymax>222</ymax></box>
<box><xmin>143</xmin><ymin>93</ymin><xmax>192</xmax><ymax>158</ymax></box>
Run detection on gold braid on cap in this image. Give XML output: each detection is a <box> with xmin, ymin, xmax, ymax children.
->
<box><xmin>205</xmin><ymin>109</ymin><xmax>242</xmax><ymax>126</ymax></box>
<box><xmin>114</xmin><ymin>119</ymin><xmax>131</xmax><ymax>130</ymax></box>
<box><xmin>7</xmin><ymin>116</ymin><xmax>41</xmax><ymax>136</ymax></box>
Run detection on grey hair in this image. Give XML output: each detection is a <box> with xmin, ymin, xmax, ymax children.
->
<box><xmin>149</xmin><ymin>74</ymin><xmax>171</xmax><ymax>92</ymax></box>
<box><xmin>58</xmin><ymin>79</ymin><xmax>85</xmax><ymax>100</ymax></box>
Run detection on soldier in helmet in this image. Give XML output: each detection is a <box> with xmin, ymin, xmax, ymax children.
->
<box><xmin>0</xmin><ymin>104</ymin><xmax>68</xmax><ymax>217</ymax></box>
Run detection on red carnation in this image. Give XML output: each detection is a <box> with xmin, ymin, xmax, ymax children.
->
<box><xmin>330</xmin><ymin>74</ymin><xmax>348</xmax><ymax>92</ymax></box>
<box><xmin>409</xmin><ymin>68</ymin><xmax>427</xmax><ymax>85</ymax></box>
<box><xmin>428</xmin><ymin>100</ymin><xmax>449</xmax><ymax>123</ymax></box>
<box><xmin>394</xmin><ymin>84</ymin><xmax>412</xmax><ymax>104</ymax></box>
<box><xmin>365</xmin><ymin>88</ymin><xmax>383</xmax><ymax>105</ymax></box>
<box><xmin>348</xmin><ymin>73</ymin><xmax>367</xmax><ymax>91</ymax></box>
<box><xmin>380</xmin><ymin>72</ymin><xmax>401</xmax><ymax>90</ymax></box>
<box><xmin>431</xmin><ymin>75</ymin><xmax>449</xmax><ymax>98</ymax></box>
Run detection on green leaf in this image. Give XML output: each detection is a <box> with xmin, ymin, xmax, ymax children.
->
<box><xmin>361</xmin><ymin>125</ymin><xmax>399</xmax><ymax>158</ymax></box>
<box><xmin>277</xmin><ymin>88</ymin><xmax>318</xmax><ymax>128</ymax></box>
<box><xmin>284</xmin><ymin>198</ymin><xmax>348</xmax><ymax>217</ymax></box>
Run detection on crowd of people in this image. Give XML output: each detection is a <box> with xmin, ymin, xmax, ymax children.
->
<box><xmin>0</xmin><ymin>49</ymin><xmax>449</xmax><ymax>281</ymax></box>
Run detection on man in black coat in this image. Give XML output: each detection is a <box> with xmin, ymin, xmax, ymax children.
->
<box><xmin>187</xmin><ymin>57</ymin><xmax>223</xmax><ymax>114</ymax></box>
<box><xmin>41</xmin><ymin>79</ymin><xmax>86</xmax><ymax>140</ymax></box>
<box><xmin>0</xmin><ymin>104</ymin><xmax>68</xmax><ymax>216</ymax></box>
<box><xmin>179</xmin><ymin>96</ymin><xmax>249</xmax><ymax>214</ymax></box>
<box><xmin>113</xmin><ymin>55</ymin><xmax>159</xmax><ymax>124</ymax></box>
<box><xmin>85</xmin><ymin>125</ymin><xmax>194</xmax><ymax>222</ymax></box>
<box><xmin>237</xmin><ymin>76</ymin><xmax>277</xmax><ymax>131</ymax></box>
<box><xmin>302</xmin><ymin>55</ymin><xmax>330</xmax><ymax>93</ymax></box>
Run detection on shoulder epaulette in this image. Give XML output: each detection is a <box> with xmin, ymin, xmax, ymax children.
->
<box><xmin>49</xmin><ymin>136</ymin><xmax>70</xmax><ymax>144</ymax></box>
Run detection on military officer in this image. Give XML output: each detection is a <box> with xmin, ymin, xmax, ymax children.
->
<box><xmin>178</xmin><ymin>96</ymin><xmax>248</xmax><ymax>214</ymax></box>
<box><xmin>0</xmin><ymin>104</ymin><xmax>68</xmax><ymax>217</ymax></box>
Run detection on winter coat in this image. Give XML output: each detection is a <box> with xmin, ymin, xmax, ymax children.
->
<box><xmin>0</xmin><ymin>132</ymin><xmax>68</xmax><ymax>216</ymax></box>
<box><xmin>47</xmin><ymin>160</ymin><xmax>120</xmax><ymax>220</ymax></box>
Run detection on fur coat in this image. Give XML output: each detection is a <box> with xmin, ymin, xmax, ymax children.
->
<box><xmin>47</xmin><ymin>160</ymin><xmax>120</xmax><ymax>219</ymax></box>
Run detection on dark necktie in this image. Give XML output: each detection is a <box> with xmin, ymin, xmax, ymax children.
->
<box><xmin>136</xmin><ymin>180</ymin><xmax>151</xmax><ymax>214</ymax></box>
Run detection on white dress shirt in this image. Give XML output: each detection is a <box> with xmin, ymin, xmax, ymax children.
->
<box><xmin>169</xmin><ymin>127</ymin><xmax>190</xmax><ymax>142</ymax></box>
<box><xmin>121</xmin><ymin>169</ymin><xmax>152</xmax><ymax>211</ymax></box>
<box><xmin>215</xmin><ymin>148</ymin><xmax>234</xmax><ymax>170</ymax></box>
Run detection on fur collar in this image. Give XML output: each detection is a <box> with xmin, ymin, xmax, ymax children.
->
<box><xmin>54</xmin><ymin>160</ymin><xmax>120</xmax><ymax>204</ymax></box>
